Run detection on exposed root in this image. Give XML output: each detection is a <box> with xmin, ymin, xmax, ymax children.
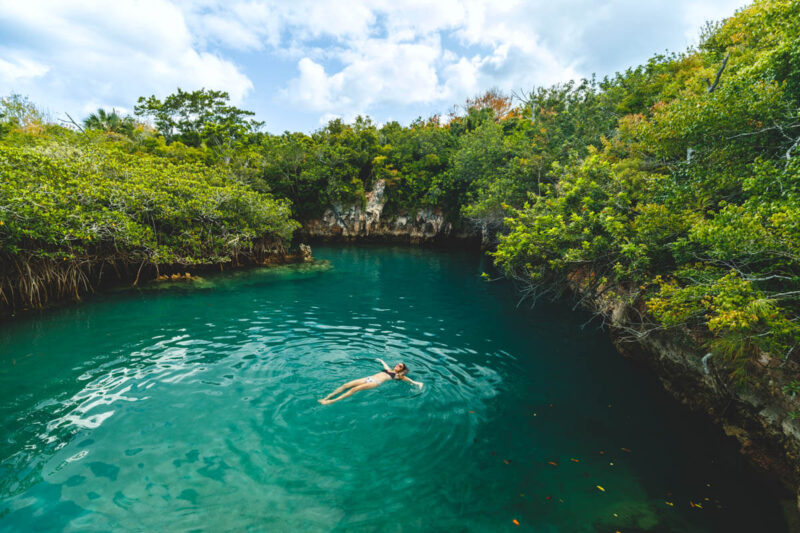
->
<box><xmin>0</xmin><ymin>235</ymin><xmax>291</xmax><ymax>315</ymax></box>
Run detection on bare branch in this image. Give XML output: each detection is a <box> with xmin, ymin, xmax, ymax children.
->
<box><xmin>706</xmin><ymin>53</ymin><xmax>730</xmax><ymax>94</ymax></box>
<box><xmin>60</xmin><ymin>112</ymin><xmax>85</xmax><ymax>134</ymax></box>
<box><xmin>785</xmin><ymin>134</ymin><xmax>800</xmax><ymax>171</ymax></box>
<box><xmin>726</xmin><ymin>121</ymin><xmax>800</xmax><ymax>140</ymax></box>
<box><xmin>768</xmin><ymin>290</ymin><xmax>800</xmax><ymax>300</ymax></box>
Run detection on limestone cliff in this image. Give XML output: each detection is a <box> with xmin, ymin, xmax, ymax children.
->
<box><xmin>299</xmin><ymin>179</ymin><xmax>482</xmax><ymax>245</ymax></box>
<box><xmin>593</xmin><ymin>289</ymin><xmax>800</xmax><ymax>509</ymax></box>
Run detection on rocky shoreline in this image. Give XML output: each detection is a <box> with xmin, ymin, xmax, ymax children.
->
<box><xmin>298</xmin><ymin>179</ymin><xmax>484</xmax><ymax>247</ymax></box>
<box><xmin>610</xmin><ymin>327</ymin><xmax>800</xmax><ymax>508</ymax></box>
<box><xmin>571</xmin><ymin>284</ymin><xmax>800</xmax><ymax>515</ymax></box>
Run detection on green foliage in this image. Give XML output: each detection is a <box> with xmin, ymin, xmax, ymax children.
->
<box><xmin>0</xmin><ymin>129</ymin><xmax>298</xmax><ymax>268</ymax></box>
<box><xmin>83</xmin><ymin>108</ymin><xmax>137</xmax><ymax>135</ymax></box>
<box><xmin>134</xmin><ymin>88</ymin><xmax>263</xmax><ymax>149</ymax></box>
<box><xmin>377</xmin><ymin>117</ymin><xmax>457</xmax><ymax>216</ymax></box>
<box><xmin>782</xmin><ymin>380</ymin><xmax>800</xmax><ymax>397</ymax></box>
<box><xmin>255</xmin><ymin>117</ymin><xmax>381</xmax><ymax>218</ymax></box>
<box><xmin>494</xmin><ymin>0</ymin><xmax>800</xmax><ymax>384</ymax></box>
<box><xmin>0</xmin><ymin>94</ymin><xmax>47</xmax><ymax>136</ymax></box>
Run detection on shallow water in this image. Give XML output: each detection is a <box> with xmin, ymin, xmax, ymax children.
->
<box><xmin>0</xmin><ymin>245</ymin><xmax>791</xmax><ymax>532</ymax></box>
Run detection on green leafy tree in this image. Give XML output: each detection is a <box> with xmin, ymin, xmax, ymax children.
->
<box><xmin>134</xmin><ymin>88</ymin><xmax>263</xmax><ymax>148</ymax></box>
<box><xmin>83</xmin><ymin>108</ymin><xmax>136</xmax><ymax>135</ymax></box>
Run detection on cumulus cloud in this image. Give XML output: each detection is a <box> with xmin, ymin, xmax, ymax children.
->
<box><xmin>0</xmin><ymin>54</ymin><xmax>49</xmax><ymax>84</ymax></box>
<box><xmin>0</xmin><ymin>0</ymin><xmax>252</xmax><ymax>119</ymax></box>
<box><xmin>276</xmin><ymin>0</ymin><xmax>577</xmax><ymax>120</ymax></box>
<box><xmin>273</xmin><ymin>0</ymin><xmax>747</xmax><ymax>124</ymax></box>
<box><xmin>0</xmin><ymin>0</ymin><xmax>750</xmax><ymax>130</ymax></box>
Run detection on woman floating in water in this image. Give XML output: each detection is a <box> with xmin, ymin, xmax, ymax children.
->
<box><xmin>318</xmin><ymin>358</ymin><xmax>424</xmax><ymax>405</ymax></box>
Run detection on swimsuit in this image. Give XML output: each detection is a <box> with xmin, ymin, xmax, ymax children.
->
<box><xmin>365</xmin><ymin>377</ymin><xmax>377</xmax><ymax>384</ymax></box>
<box><xmin>382</xmin><ymin>370</ymin><xmax>398</xmax><ymax>379</ymax></box>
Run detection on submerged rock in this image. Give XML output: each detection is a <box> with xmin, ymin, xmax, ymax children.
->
<box><xmin>155</xmin><ymin>272</ymin><xmax>201</xmax><ymax>282</ymax></box>
<box><xmin>299</xmin><ymin>243</ymin><xmax>313</xmax><ymax>262</ymax></box>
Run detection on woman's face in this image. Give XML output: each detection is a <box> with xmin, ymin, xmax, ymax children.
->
<box><xmin>393</xmin><ymin>363</ymin><xmax>404</xmax><ymax>373</ymax></box>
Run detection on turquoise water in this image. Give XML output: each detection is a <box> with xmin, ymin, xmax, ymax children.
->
<box><xmin>0</xmin><ymin>245</ymin><xmax>791</xmax><ymax>532</ymax></box>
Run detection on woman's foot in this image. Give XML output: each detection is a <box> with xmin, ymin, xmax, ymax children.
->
<box><xmin>318</xmin><ymin>399</ymin><xmax>331</xmax><ymax>405</ymax></box>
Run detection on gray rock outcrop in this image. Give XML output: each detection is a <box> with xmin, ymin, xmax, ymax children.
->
<box><xmin>301</xmin><ymin>179</ymin><xmax>480</xmax><ymax>245</ymax></box>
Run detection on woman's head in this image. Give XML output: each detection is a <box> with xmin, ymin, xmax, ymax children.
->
<box><xmin>394</xmin><ymin>362</ymin><xmax>409</xmax><ymax>375</ymax></box>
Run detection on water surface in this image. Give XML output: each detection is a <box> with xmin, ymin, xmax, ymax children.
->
<box><xmin>0</xmin><ymin>245</ymin><xmax>791</xmax><ymax>531</ymax></box>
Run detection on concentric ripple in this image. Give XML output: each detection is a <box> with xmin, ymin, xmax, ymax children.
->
<box><xmin>0</xmin><ymin>246</ymin><xmax>792</xmax><ymax>532</ymax></box>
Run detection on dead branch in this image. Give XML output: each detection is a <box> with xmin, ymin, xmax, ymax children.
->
<box><xmin>705</xmin><ymin>53</ymin><xmax>730</xmax><ymax>94</ymax></box>
<box><xmin>60</xmin><ymin>112</ymin><xmax>86</xmax><ymax>134</ymax></box>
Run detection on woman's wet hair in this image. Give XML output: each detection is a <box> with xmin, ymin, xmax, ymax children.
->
<box><xmin>398</xmin><ymin>363</ymin><xmax>409</xmax><ymax>374</ymax></box>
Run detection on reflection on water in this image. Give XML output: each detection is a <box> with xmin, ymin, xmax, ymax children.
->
<box><xmin>0</xmin><ymin>248</ymin><xmax>792</xmax><ymax>532</ymax></box>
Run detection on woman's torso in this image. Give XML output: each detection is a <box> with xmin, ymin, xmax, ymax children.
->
<box><xmin>369</xmin><ymin>371</ymin><xmax>396</xmax><ymax>383</ymax></box>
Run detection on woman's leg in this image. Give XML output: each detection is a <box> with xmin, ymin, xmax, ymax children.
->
<box><xmin>321</xmin><ymin>379</ymin><xmax>364</xmax><ymax>401</ymax></box>
<box><xmin>319</xmin><ymin>383</ymin><xmax>378</xmax><ymax>404</ymax></box>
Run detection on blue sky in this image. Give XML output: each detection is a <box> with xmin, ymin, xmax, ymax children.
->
<box><xmin>0</xmin><ymin>0</ymin><xmax>749</xmax><ymax>134</ymax></box>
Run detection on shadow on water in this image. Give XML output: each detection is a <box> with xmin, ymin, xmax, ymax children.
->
<box><xmin>0</xmin><ymin>244</ymin><xmax>794</xmax><ymax>532</ymax></box>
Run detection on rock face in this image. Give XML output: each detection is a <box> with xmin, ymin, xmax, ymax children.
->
<box><xmin>298</xmin><ymin>243</ymin><xmax>313</xmax><ymax>262</ymax></box>
<box><xmin>596</xmin><ymin>291</ymin><xmax>800</xmax><ymax>508</ymax></box>
<box><xmin>300</xmin><ymin>179</ymin><xmax>481</xmax><ymax>245</ymax></box>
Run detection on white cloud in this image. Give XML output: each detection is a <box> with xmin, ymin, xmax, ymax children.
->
<box><xmin>285</xmin><ymin>58</ymin><xmax>338</xmax><ymax>111</ymax></box>
<box><xmin>0</xmin><ymin>54</ymin><xmax>49</xmax><ymax>84</ymax></box>
<box><xmin>277</xmin><ymin>1</ymin><xmax>583</xmax><ymax>121</ymax></box>
<box><xmin>0</xmin><ymin>0</ymin><xmax>253</xmax><ymax>120</ymax></box>
<box><xmin>283</xmin><ymin>35</ymin><xmax>448</xmax><ymax>117</ymax></box>
<box><xmin>682</xmin><ymin>0</ymin><xmax>747</xmax><ymax>43</ymax></box>
<box><xmin>318</xmin><ymin>112</ymin><xmax>342</xmax><ymax>126</ymax></box>
<box><xmin>0</xmin><ymin>0</ymin><xmax>751</xmax><ymax>130</ymax></box>
<box><xmin>273</xmin><ymin>0</ymin><xmax>750</xmax><ymax>124</ymax></box>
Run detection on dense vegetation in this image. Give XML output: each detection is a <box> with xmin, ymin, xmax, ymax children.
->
<box><xmin>2</xmin><ymin>0</ymin><xmax>799</xmax><ymax>398</ymax></box>
<box><xmin>493</xmin><ymin>0</ymin><xmax>800</xmax><ymax>389</ymax></box>
<box><xmin>0</xmin><ymin>96</ymin><xmax>297</xmax><ymax>311</ymax></box>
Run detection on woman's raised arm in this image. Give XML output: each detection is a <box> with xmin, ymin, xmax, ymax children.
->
<box><xmin>402</xmin><ymin>376</ymin><xmax>424</xmax><ymax>389</ymax></box>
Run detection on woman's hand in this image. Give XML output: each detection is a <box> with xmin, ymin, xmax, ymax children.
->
<box><xmin>417</xmin><ymin>382</ymin><xmax>424</xmax><ymax>389</ymax></box>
